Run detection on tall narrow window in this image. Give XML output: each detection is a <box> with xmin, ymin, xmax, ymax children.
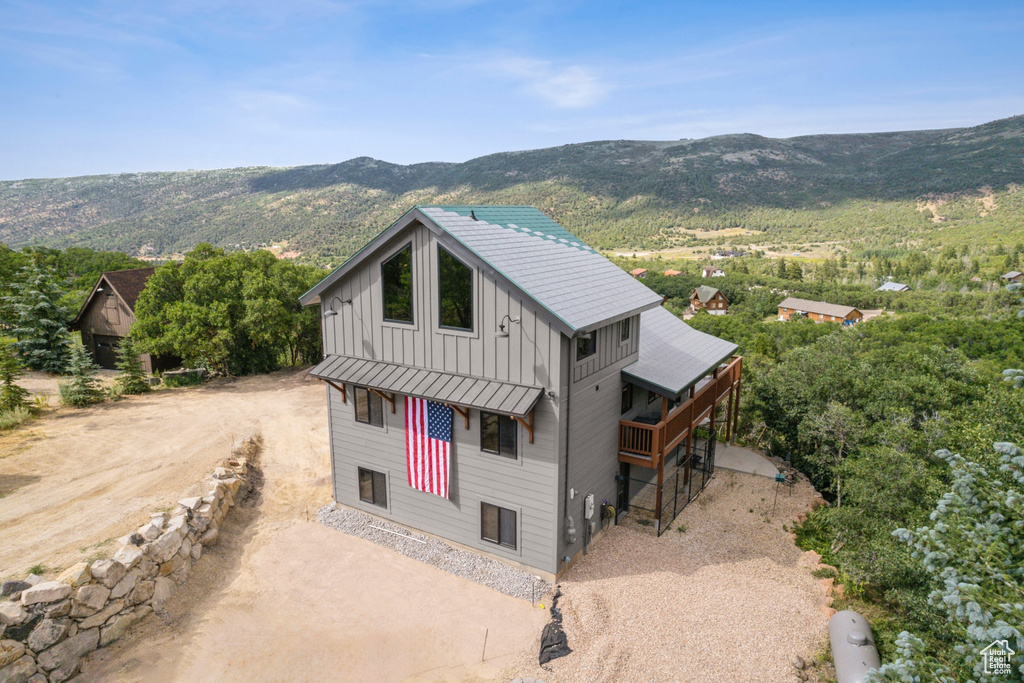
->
<box><xmin>620</xmin><ymin>318</ymin><xmax>631</xmax><ymax>342</ymax></box>
<box><xmin>358</xmin><ymin>467</ymin><xmax>387</xmax><ymax>507</ymax></box>
<box><xmin>576</xmin><ymin>334</ymin><xmax>596</xmax><ymax>361</ymax></box>
<box><xmin>354</xmin><ymin>387</ymin><xmax>384</xmax><ymax>427</ymax></box>
<box><xmin>381</xmin><ymin>244</ymin><xmax>413</xmax><ymax>323</ymax></box>
<box><xmin>621</xmin><ymin>384</ymin><xmax>633</xmax><ymax>414</ymax></box>
<box><xmin>481</xmin><ymin>502</ymin><xmax>517</xmax><ymax>549</ymax></box>
<box><xmin>438</xmin><ymin>246</ymin><xmax>473</xmax><ymax>331</ymax></box>
<box><xmin>481</xmin><ymin>412</ymin><xmax>518</xmax><ymax>458</ymax></box>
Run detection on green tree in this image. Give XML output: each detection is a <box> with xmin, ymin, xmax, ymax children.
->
<box><xmin>0</xmin><ymin>342</ymin><xmax>31</xmax><ymax>412</ymax></box>
<box><xmin>798</xmin><ymin>401</ymin><xmax>865</xmax><ymax>507</ymax></box>
<box><xmin>59</xmin><ymin>341</ymin><xmax>105</xmax><ymax>406</ymax></box>
<box><xmin>114</xmin><ymin>337</ymin><xmax>151</xmax><ymax>396</ymax></box>
<box><xmin>4</xmin><ymin>264</ymin><xmax>71</xmax><ymax>373</ymax></box>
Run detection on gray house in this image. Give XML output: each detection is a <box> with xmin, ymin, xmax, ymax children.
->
<box><xmin>301</xmin><ymin>206</ymin><xmax>741</xmax><ymax>579</ymax></box>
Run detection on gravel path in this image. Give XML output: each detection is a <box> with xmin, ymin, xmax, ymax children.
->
<box><xmin>317</xmin><ymin>504</ymin><xmax>551</xmax><ymax>602</ymax></box>
<box><xmin>501</xmin><ymin>470</ymin><xmax>828</xmax><ymax>683</ymax></box>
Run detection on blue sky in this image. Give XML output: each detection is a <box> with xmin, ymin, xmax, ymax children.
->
<box><xmin>1</xmin><ymin>0</ymin><xmax>1022</xmax><ymax>180</ymax></box>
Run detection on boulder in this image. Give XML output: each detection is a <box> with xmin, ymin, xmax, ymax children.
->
<box><xmin>99</xmin><ymin>606</ymin><xmax>151</xmax><ymax>647</ymax></box>
<box><xmin>0</xmin><ymin>641</ymin><xmax>25</xmax><ymax>668</ymax></box>
<box><xmin>110</xmin><ymin>571</ymin><xmax>139</xmax><ymax>601</ymax></box>
<box><xmin>36</xmin><ymin>628</ymin><xmax>98</xmax><ymax>680</ymax></box>
<box><xmin>0</xmin><ymin>655</ymin><xmax>36</xmax><ymax>683</ymax></box>
<box><xmin>113</xmin><ymin>545</ymin><xmax>144</xmax><ymax>571</ymax></box>
<box><xmin>71</xmin><ymin>585</ymin><xmax>110</xmax><ymax>616</ymax></box>
<box><xmin>178</xmin><ymin>497</ymin><xmax>203</xmax><ymax>511</ymax></box>
<box><xmin>190</xmin><ymin>543</ymin><xmax>202</xmax><ymax>561</ymax></box>
<box><xmin>27</xmin><ymin>619</ymin><xmax>67</xmax><ymax>652</ymax></box>
<box><xmin>212</xmin><ymin>467</ymin><xmax>231</xmax><ymax>480</ymax></box>
<box><xmin>28</xmin><ymin>673</ymin><xmax>49</xmax><ymax>683</ymax></box>
<box><xmin>170</xmin><ymin>560</ymin><xmax>190</xmax><ymax>584</ymax></box>
<box><xmin>199</xmin><ymin>528</ymin><xmax>219</xmax><ymax>547</ymax></box>
<box><xmin>135</xmin><ymin>557</ymin><xmax>157</xmax><ymax>580</ymax></box>
<box><xmin>151</xmin><ymin>578</ymin><xmax>173</xmax><ymax>610</ymax></box>
<box><xmin>89</xmin><ymin>560</ymin><xmax>127</xmax><ymax>589</ymax></box>
<box><xmin>146</xmin><ymin>530</ymin><xmax>183</xmax><ymax>564</ymax></box>
<box><xmin>0</xmin><ymin>615</ymin><xmax>40</xmax><ymax>643</ymax></box>
<box><xmin>159</xmin><ymin>556</ymin><xmax>183</xmax><ymax>576</ymax></box>
<box><xmin>20</xmin><ymin>582</ymin><xmax>71</xmax><ymax>606</ymax></box>
<box><xmin>0</xmin><ymin>603</ymin><xmax>27</xmax><ymax>627</ymax></box>
<box><xmin>166</xmin><ymin>514</ymin><xmax>188</xmax><ymax>537</ymax></box>
<box><xmin>22</xmin><ymin>576</ymin><xmax>40</xmax><ymax>588</ymax></box>
<box><xmin>179</xmin><ymin>538</ymin><xmax>192</xmax><ymax>559</ymax></box>
<box><xmin>44</xmin><ymin>600</ymin><xmax>71</xmax><ymax>618</ymax></box>
<box><xmin>138</xmin><ymin>522</ymin><xmax>163</xmax><ymax>542</ymax></box>
<box><xmin>55</xmin><ymin>564</ymin><xmax>91</xmax><ymax>589</ymax></box>
<box><xmin>0</xmin><ymin>582</ymin><xmax>30</xmax><ymax>599</ymax></box>
<box><xmin>78</xmin><ymin>600</ymin><xmax>123</xmax><ymax>631</ymax></box>
<box><xmin>129</xmin><ymin>581</ymin><xmax>154</xmax><ymax>606</ymax></box>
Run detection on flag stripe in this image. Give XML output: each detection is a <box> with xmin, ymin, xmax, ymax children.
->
<box><xmin>405</xmin><ymin>396</ymin><xmax>451</xmax><ymax>499</ymax></box>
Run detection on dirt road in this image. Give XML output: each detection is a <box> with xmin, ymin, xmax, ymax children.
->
<box><xmin>1</xmin><ymin>369</ymin><xmax>329</xmax><ymax>579</ymax></box>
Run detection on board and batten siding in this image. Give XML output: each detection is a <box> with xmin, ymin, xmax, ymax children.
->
<box><xmin>572</xmin><ymin>316</ymin><xmax>639</xmax><ymax>383</ymax></box>
<box><xmin>326</xmin><ymin>385</ymin><xmax>561</xmax><ymax>574</ymax></box>
<box><xmin>320</xmin><ymin>219</ymin><xmax>565</xmax><ymax>575</ymax></box>
<box><xmin>321</xmin><ymin>221</ymin><xmax>562</xmax><ymax>390</ymax></box>
<box><xmin>78</xmin><ymin>292</ymin><xmax>134</xmax><ymax>337</ymax></box>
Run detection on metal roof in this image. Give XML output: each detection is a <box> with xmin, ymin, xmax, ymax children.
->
<box><xmin>310</xmin><ymin>354</ymin><xmax>545</xmax><ymax>417</ymax></box>
<box><xmin>300</xmin><ymin>205</ymin><xmax>664</xmax><ymax>334</ymax></box>
<box><xmin>622</xmin><ymin>306</ymin><xmax>738</xmax><ymax>399</ymax></box>
<box><xmin>778</xmin><ymin>297</ymin><xmax>860</xmax><ymax>318</ymax></box>
<box><xmin>1002</xmin><ymin>271</ymin><xmax>1023</xmax><ymax>279</ymax></box>
<box><xmin>876</xmin><ymin>281</ymin><xmax>910</xmax><ymax>292</ymax></box>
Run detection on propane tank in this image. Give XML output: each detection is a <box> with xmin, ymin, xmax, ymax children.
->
<box><xmin>829</xmin><ymin>610</ymin><xmax>881</xmax><ymax>683</ymax></box>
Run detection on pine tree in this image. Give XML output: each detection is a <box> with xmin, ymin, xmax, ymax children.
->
<box><xmin>59</xmin><ymin>341</ymin><xmax>105</xmax><ymax>406</ymax></box>
<box><xmin>0</xmin><ymin>342</ymin><xmax>31</xmax><ymax>413</ymax></box>
<box><xmin>114</xmin><ymin>337</ymin><xmax>151</xmax><ymax>395</ymax></box>
<box><xmin>5</xmin><ymin>264</ymin><xmax>71</xmax><ymax>373</ymax></box>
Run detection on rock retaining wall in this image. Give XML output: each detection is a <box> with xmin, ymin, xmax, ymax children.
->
<box><xmin>0</xmin><ymin>436</ymin><xmax>260</xmax><ymax>683</ymax></box>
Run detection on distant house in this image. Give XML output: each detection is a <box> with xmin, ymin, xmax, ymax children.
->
<box><xmin>877</xmin><ymin>281</ymin><xmax>911</xmax><ymax>292</ymax></box>
<box><xmin>1001</xmin><ymin>271</ymin><xmax>1023</xmax><ymax>283</ymax></box>
<box><xmin>712</xmin><ymin>250</ymin><xmax>746</xmax><ymax>260</ymax></box>
<box><xmin>703</xmin><ymin>266</ymin><xmax>725</xmax><ymax>278</ymax></box>
<box><xmin>778</xmin><ymin>297</ymin><xmax>862</xmax><ymax>325</ymax></box>
<box><xmin>970</xmin><ymin>276</ymin><xmax>982</xmax><ymax>282</ymax></box>
<box><xmin>691</xmin><ymin>286</ymin><xmax>729</xmax><ymax>315</ymax></box>
<box><xmin>663</xmin><ymin>269</ymin><xmax>682</xmax><ymax>277</ymax></box>
<box><xmin>70</xmin><ymin>268</ymin><xmax>178</xmax><ymax>372</ymax></box>
<box><xmin>630</xmin><ymin>268</ymin><xmax>649</xmax><ymax>279</ymax></box>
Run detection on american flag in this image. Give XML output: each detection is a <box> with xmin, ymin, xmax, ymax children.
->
<box><xmin>405</xmin><ymin>396</ymin><xmax>452</xmax><ymax>498</ymax></box>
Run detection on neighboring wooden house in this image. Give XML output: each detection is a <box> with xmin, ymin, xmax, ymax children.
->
<box><xmin>778</xmin><ymin>297</ymin><xmax>862</xmax><ymax>325</ymax></box>
<box><xmin>1002</xmin><ymin>270</ymin><xmax>1023</xmax><ymax>283</ymax></box>
<box><xmin>690</xmin><ymin>286</ymin><xmax>729</xmax><ymax>315</ymax></box>
<box><xmin>630</xmin><ymin>268</ymin><xmax>648</xmax><ymax>279</ymax></box>
<box><xmin>302</xmin><ymin>206</ymin><xmax>742</xmax><ymax>579</ymax></box>
<box><xmin>663</xmin><ymin>269</ymin><xmax>682</xmax><ymax>277</ymax></box>
<box><xmin>877</xmin><ymin>281</ymin><xmax>911</xmax><ymax>292</ymax></box>
<box><xmin>703</xmin><ymin>266</ymin><xmax>725</xmax><ymax>278</ymax></box>
<box><xmin>71</xmin><ymin>267</ymin><xmax>176</xmax><ymax>372</ymax></box>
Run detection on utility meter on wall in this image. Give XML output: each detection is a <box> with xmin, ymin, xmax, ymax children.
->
<box><xmin>584</xmin><ymin>493</ymin><xmax>594</xmax><ymax>520</ymax></box>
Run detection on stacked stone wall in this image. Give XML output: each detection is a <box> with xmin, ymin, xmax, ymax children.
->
<box><xmin>0</xmin><ymin>436</ymin><xmax>260</xmax><ymax>683</ymax></box>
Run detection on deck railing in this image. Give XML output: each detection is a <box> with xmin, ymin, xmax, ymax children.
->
<box><xmin>618</xmin><ymin>355</ymin><xmax>742</xmax><ymax>466</ymax></box>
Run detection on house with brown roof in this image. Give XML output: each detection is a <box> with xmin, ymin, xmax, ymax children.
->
<box><xmin>663</xmin><ymin>269</ymin><xmax>682</xmax><ymax>277</ymax></box>
<box><xmin>690</xmin><ymin>286</ymin><xmax>729</xmax><ymax>315</ymax></box>
<box><xmin>71</xmin><ymin>268</ymin><xmax>178</xmax><ymax>372</ymax></box>
<box><xmin>777</xmin><ymin>297</ymin><xmax>862</xmax><ymax>325</ymax></box>
<box><xmin>630</xmin><ymin>268</ymin><xmax>648</xmax><ymax>279</ymax></box>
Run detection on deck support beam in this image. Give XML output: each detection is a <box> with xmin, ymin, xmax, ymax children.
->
<box><xmin>512</xmin><ymin>409</ymin><xmax>535</xmax><ymax>444</ymax></box>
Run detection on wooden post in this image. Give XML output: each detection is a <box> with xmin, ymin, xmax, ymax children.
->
<box><xmin>661</xmin><ymin>397</ymin><xmax>669</xmax><ymax>422</ymax></box>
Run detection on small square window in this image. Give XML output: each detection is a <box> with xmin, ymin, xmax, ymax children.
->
<box><xmin>481</xmin><ymin>502</ymin><xmax>517</xmax><ymax>549</ymax></box>
<box><xmin>648</xmin><ymin>389</ymin><xmax>659</xmax><ymax>405</ymax></box>
<box><xmin>481</xmin><ymin>412</ymin><xmax>518</xmax><ymax>458</ymax></box>
<box><xmin>576</xmin><ymin>334</ymin><xmax>596</xmax><ymax>361</ymax></box>
<box><xmin>621</xmin><ymin>384</ymin><xmax>633</xmax><ymax>414</ymax></box>
<box><xmin>620</xmin><ymin>318</ymin><xmax>631</xmax><ymax>342</ymax></box>
<box><xmin>358</xmin><ymin>467</ymin><xmax>387</xmax><ymax>508</ymax></box>
<box><xmin>354</xmin><ymin>387</ymin><xmax>384</xmax><ymax>427</ymax></box>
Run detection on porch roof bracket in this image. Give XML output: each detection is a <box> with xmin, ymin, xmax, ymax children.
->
<box><xmin>319</xmin><ymin>378</ymin><xmax>347</xmax><ymax>404</ymax></box>
<box><xmin>512</xmin><ymin>408</ymin><xmax>535</xmax><ymax>444</ymax></box>
<box><xmin>448</xmin><ymin>404</ymin><xmax>470</xmax><ymax>430</ymax></box>
<box><xmin>370</xmin><ymin>388</ymin><xmax>396</xmax><ymax>413</ymax></box>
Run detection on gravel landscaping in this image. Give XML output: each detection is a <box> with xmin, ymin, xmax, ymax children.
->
<box><xmin>317</xmin><ymin>504</ymin><xmax>551</xmax><ymax>602</ymax></box>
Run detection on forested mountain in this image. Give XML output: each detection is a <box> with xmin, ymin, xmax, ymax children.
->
<box><xmin>1</xmin><ymin>115</ymin><xmax>1022</xmax><ymax>264</ymax></box>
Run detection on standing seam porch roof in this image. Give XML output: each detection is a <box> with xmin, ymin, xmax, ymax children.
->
<box><xmin>309</xmin><ymin>354</ymin><xmax>544</xmax><ymax>417</ymax></box>
<box><xmin>300</xmin><ymin>205</ymin><xmax>664</xmax><ymax>334</ymax></box>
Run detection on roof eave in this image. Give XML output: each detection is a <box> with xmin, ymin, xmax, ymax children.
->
<box><xmin>622</xmin><ymin>343</ymin><xmax>738</xmax><ymax>401</ymax></box>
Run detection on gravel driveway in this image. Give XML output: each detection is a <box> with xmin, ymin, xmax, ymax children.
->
<box><xmin>503</xmin><ymin>470</ymin><xmax>827</xmax><ymax>683</ymax></box>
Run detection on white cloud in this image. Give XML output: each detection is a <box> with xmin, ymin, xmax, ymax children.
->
<box><xmin>487</xmin><ymin>57</ymin><xmax>609</xmax><ymax>108</ymax></box>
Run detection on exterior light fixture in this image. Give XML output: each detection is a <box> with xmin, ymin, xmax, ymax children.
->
<box><xmin>496</xmin><ymin>314</ymin><xmax>521</xmax><ymax>338</ymax></box>
<box><xmin>323</xmin><ymin>296</ymin><xmax>352</xmax><ymax>317</ymax></box>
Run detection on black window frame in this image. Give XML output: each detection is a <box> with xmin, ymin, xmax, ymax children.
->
<box><xmin>381</xmin><ymin>243</ymin><xmax>414</xmax><ymax>324</ymax></box>
<box><xmin>480</xmin><ymin>411</ymin><xmax>518</xmax><ymax>459</ymax></box>
<box><xmin>621</xmin><ymin>384</ymin><xmax>633</xmax><ymax>414</ymax></box>
<box><xmin>480</xmin><ymin>502</ymin><xmax>517</xmax><ymax>549</ymax></box>
<box><xmin>620</xmin><ymin>318</ymin><xmax>631</xmax><ymax>342</ymax></box>
<box><xmin>353</xmin><ymin>386</ymin><xmax>384</xmax><ymax>427</ymax></box>
<box><xmin>437</xmin><ymin>245</ymin><xmax>474</xmax><ymax>332</ymax></box>
<box><xmin>648</xmin><ymin>389</ymin><xmax>659</xmax><ymax>405</ymax></box>
<box><xmin>358</xmin><ymin>467</ymin><xmax>387</xmax><ymax>508</ymax></box>
<box><xmin>576</xmin><ymin>334</ymin><xmax>596</xmax><ymax>361</ymax></box>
